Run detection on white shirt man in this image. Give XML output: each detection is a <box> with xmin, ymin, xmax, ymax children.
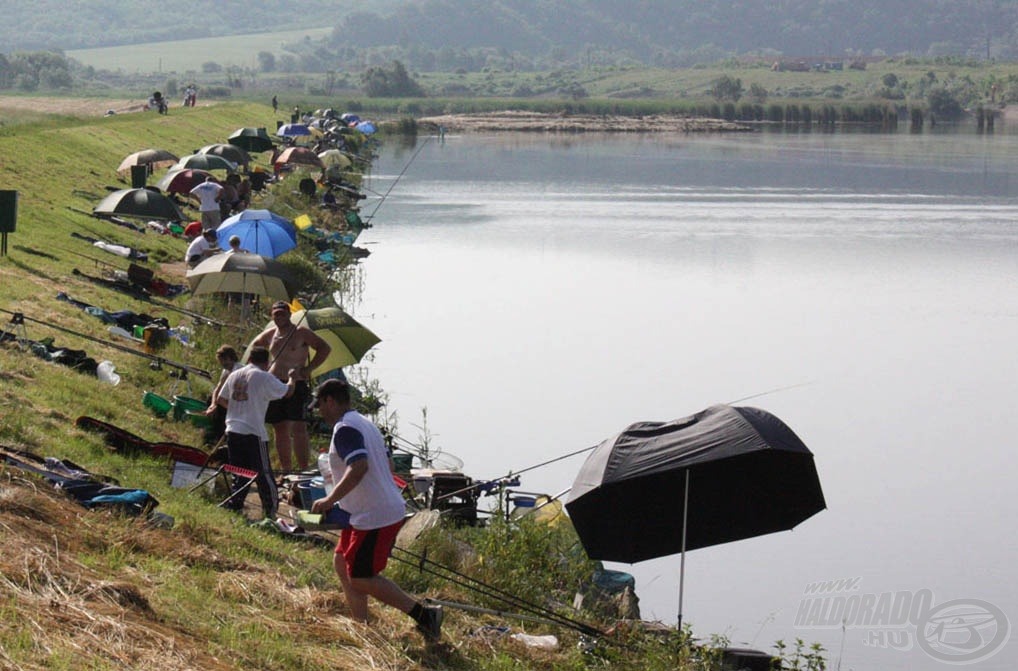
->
<box><xmin>189</xmin><ymin>177</ymin><xmax>224</xmax><ymax>230</ymax></box>
<box><xmin>217</xmin><ymin>346</ymin><xmax>295</xmax><ymax>518</ymax></box>
<box><xmin>185</xmin><ymin>229</ymin><xmax>219</xmax><ymax>266</ymax></box>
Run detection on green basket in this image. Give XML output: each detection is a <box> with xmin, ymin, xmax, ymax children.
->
<box><xmin>143</xmin><ymin>391</ymin><xmax>173</xmax><ymax>418</ymax></box>
<box><xmin>172</xmin><ymin>395</ymin><xmax>207</xmax><ymax>422</ymax></box>
<box><xmin>185</xmin><ymin>410</ymin><xmax>212</xmax><ymax>429</ymax></box>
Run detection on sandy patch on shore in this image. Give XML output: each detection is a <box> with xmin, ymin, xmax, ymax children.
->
<box><xmin>417</xmin><ymin>110</ymin><xmax>753</xmax><ymax>133</ymax></box>
<box><xmin>0</xmin><ymin>95</ymin><xmax>223</xmax><ymax>117</ymax></box>
<box><xmin>0</xmin><ymin>96</ymin><xmax>153</xmax><ymax>116</ymax></box>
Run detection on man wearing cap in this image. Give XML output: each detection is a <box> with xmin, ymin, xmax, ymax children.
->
<box><xmin>310</xmin><ymin>378</ymin><xmax>443</xmax><ymax>642</ymax></box>
<box><xmin>189</xmin><ymin>176</ymin><xmax>224</xmax><ymax>231</ymax></box>
<box><xmin>248</xmin><ymin>301</ymin><xmax>332</xmax><ymax>472</ymax></box>
<box><xmin>185</xmin><ymin>229</ymin><xmax>219</xmax><ymax>267</ymax></box>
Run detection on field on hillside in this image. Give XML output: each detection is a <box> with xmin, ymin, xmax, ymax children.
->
<box><xmin>67</xmin><ymin>27</ymin><xmax>334</xmax><ymax>73</ymax></box>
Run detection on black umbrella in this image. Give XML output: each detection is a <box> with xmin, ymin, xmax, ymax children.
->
<box><xmin>227</xmin><ymin>127</ymin><xmax>275</xmax><ymax>153</ymax></box>
<box><xmin>93</xmin><ymin>188</ymin><xmax>185</xmax><ymax>221</ymax></box>
<box><xmin>198</xmin><ymin>143</ymin><xmax>252</xmax><ymax>167</ymax></box>
<box><xmin>566</xmin><ymin>404</ymin><xmax>825</xmax><ymax>625</ymax></box>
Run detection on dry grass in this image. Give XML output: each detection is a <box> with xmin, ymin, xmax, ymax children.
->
<box><xmin>0</xmin><ymin>470</ymin><xmax>455</xmax><ymax>670</ymax></box>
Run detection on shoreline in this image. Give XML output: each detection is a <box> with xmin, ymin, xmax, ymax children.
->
<box><xmin>416</xmin><ymin>110</ymin><xmax>754</xmax><ymax>133</ymax></box>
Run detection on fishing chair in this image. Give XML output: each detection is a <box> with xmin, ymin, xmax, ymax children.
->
<box><xmin>4</xmin><ymin>311</ymin><xmax>28</xmax><ymax>349</ymax></box>
<box><xmin>188</xmin><ymin>462</ymin><xmax>259</xmax><ymax>509</ymax></box>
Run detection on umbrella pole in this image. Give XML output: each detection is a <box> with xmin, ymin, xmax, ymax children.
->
<box><xmin>678</xmin><ymin>468</ymin><xmax>689</xmax><ymax>630</ymax></box>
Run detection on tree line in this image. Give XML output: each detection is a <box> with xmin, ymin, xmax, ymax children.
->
<box><xmin>4</xmin><ymin>1</ymin><xmax>1018</xmax><ymax>68</ymax></box>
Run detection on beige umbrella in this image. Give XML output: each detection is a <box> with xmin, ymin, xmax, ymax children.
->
<box><xmin>116</xmin><ymin>148</ymin><xmax>179</xmax><ymax>177</ymax></box>
<box><xmin>318</xmin><ymin>149</ymin><xmax>352</xmax><ymax>169</ymax></box>
<box><xmin>186</xmin><ymin>252</ymin><xmax>295</xmax><ymax>301</ymax></box>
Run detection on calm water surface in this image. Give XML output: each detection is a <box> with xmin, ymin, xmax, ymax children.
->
<box><xmin>348</xmin><ymin>129</ymin><xmax>1018</xmax><ymax>670</ymax></box>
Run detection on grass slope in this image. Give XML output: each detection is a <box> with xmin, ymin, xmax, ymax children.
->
<box><xmin>0</xmin><ymin>102</ymin><xmax>557</xmax><ymax>671</ymax></box>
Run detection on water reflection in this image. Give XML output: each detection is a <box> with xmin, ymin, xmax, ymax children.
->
<box><xmin>357</xmin><ymin>129</ymin><xmax>1018</xmax><ymax>671</ymax></box>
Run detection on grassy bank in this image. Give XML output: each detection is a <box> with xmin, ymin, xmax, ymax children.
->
<box><xmin>0</xmin><ymin>101</ymin><xmax>833</xmax><ymax>670</ymax></box>
<box><xmin>0</xmin><ymin>101</ymin><xmax>677</xmax><ymax>671</ymax></box>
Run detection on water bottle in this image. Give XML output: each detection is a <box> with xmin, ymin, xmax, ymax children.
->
<box><xmin>317</xmin><ymin>450</ymin><xmax>333</xmax><ymax>492</ymax></box>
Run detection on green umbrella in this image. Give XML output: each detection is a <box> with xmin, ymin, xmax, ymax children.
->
<box><xmin>249</xmin><ymin>306</ymin><xmax>380</xmax><ymax>377</ymax></box>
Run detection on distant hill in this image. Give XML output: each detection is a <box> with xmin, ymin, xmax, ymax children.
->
<box><xmin>0</xmin><ymin>0</ymin><xmax>400</xmax><ymax>50</ymax></box>
<box><xmin>329</xmin><ymin>0</ymin><xmax>1018</xmax><ymax>62</ymax></box>
<box><xmin>6</xmin><ymin>0</ymin><xmax>1018</xmax><ymax>65</ymax></box>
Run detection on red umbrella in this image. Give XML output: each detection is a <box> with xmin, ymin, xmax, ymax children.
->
<box><xmin>273</xmin><ymin>146</ymin><xmax>324</xmax><ymax>170</ymax></box>
<box><xmin>156</xmin><ymin>168</ymin><xmax>217</xmax><ymax>195</ymax></box>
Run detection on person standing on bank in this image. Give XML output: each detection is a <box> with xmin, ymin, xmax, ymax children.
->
<box><xmin>189</xmin><ymin>176</ymin><xmax>224</xmax><ymax>231</ymax></box>
<box><xmin>248</xmin><ymin>301</ymin><xmax>331</xmax><ymax>472</ymax></box>
<box><xmin>217</xmin><ymin>346</ymin><xmax>296</xmax><ymax>518</ymax></box>
<box><xmin>204</xmin><ymin>344</ymin><xmax>242</xmax><ymax>446</ymax></box>
<box><xmin>310</xmin><ymin>379</ymin><xmax>443</xmax><ymax>642</ymax></box>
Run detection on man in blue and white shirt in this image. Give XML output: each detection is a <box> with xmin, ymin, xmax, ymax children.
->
<box><xmin>311</xmin><ymin>379</ymin><xmax>443</xmax><ymax>642</ymax></box>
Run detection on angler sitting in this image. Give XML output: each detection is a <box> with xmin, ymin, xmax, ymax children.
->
<box><xmin>185</xmin><ymin>229</ymin><xmax>220</xmax><ymax>267</ymax></box>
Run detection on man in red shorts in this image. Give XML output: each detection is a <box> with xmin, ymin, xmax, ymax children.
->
<box><xmin>310</xmin><ymin>379</ymin><xmax>443</xmax><ymax>642</ymax></box>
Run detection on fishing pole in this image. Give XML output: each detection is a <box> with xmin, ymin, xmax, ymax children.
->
<box><xmin>725</xmin><ymin>381</ymin><xmax>814</xmax><ymax>405</ymax></box>
<box><xmin>363</xmin><ymin>135</ymin><xmax>432</xmax><ymax>223</ymax></box>
<box><xmin>0</xmin><ymin>306</ymin><xmax>211</xmax><ymax>379</ymax></box>
<box><xmin>311</xmin><ymin>519</ymin><xmax>605</xmax><ymax>637</ymax></box>
<box><xmin>433</xmin><ymin>444</ymin><xmax>597</xmax><ymax>504</ymax></box>
<box><xmin>57</xmin><ymin>247</ymin><xmax>120</xmax><ymax>269</ymax></box>
<box><xmin>389</xmin><ymin>548</ymin><xmax>603</xmax><ymax>635</ymax></box>
<box><xmin>70</xmin><ymin>268</ymin><xmax>228</xmax><ymax>328</ymax></box>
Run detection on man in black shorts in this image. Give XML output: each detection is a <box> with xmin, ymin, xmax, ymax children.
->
<box><xmin>248</xmin><ymin>301</ymin><xmax>331</xmax><ymax>471</ymax></box>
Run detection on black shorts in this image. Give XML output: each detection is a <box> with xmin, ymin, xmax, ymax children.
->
<box><xmin>265</xmin><ymin>380</ymin><xmax>309</xmax><ymax>424</ymax></box>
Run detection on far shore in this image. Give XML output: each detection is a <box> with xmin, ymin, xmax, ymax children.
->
<box><xmin>416</xmin><ymin>110</ymin><xmax>753</xmax><ymax>133</ymax></box>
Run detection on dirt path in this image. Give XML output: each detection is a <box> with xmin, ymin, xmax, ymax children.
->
<box><xmin>0</xmin><ymin>96</ymin><xmax>151</xmax><ymax>116</ymax></box>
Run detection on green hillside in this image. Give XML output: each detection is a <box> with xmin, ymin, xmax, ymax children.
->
<box><xmin>1</xmin><ymin>101</ymin><xmax>757</xmax><ymax>671</ymax></box>
<box><xmin>9</xmin><ymin>0</ymin><xmax>1018</xmax><ymax>64</ymax></box>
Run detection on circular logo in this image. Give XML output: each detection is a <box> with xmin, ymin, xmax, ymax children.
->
<box><xmin>917</xmin><ymin>599</ymin><xmax>1010</xmax><ymax>664</ymax></box>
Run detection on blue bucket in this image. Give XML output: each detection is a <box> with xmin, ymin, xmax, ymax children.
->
<box><xmin>296</xmin><ymin>481</ymin><xmax>325</xmax><ymax>509</ymax></box>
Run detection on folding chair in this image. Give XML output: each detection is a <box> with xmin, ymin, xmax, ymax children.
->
<box><xmin>188</xmin><ymin>462</ymin><xmax>259</xmax><ymax>508</ymax></box>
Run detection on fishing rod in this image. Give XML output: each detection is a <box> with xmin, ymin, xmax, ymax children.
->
<box><xmin>0</xmin><ymin>306</ymin><xmax>211</xmax><ymax>379</ymax></box>
<box><xmin>312</xmin><ymin>519</ymin><xmax>605</xmax><ymax>637</ymax></box>
<box><xmin>70</xmin><ymin>268</ymin><xmax>228</xmax><ymax>328</ymax></box>
<box><xmin>393</xmin><ymin>546</ymin><xmax>604</xmax><ymax>637</ymax></box>
<box><xmin>58</xmin><ymin>247</ymin><xmax>120</xmax><ymax>269</ymax></box>
<box><xmin>725</xmin><ymin>381</ymin><xmax>814</xmax><ymax>405</ymax></box>
<box><xmin>363</xmin><ymin>135</ymin><xmax>432</xmax><ymax>223</ymax></box>
<box><xmin>433</xmin><ymin>444</ymin><xmax>596</xmax><ymax>504</ymax></box>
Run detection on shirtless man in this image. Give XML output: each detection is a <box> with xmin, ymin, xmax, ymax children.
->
<box><xmin>248</xmin><ymin>301</ymin><xmax>332</xmax><ymax>471</ymax></box>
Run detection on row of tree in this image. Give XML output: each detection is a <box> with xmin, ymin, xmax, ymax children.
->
<box><xmin>5</xmin><ymin>1</ymin><xmax>1018</xmax><ymax>65</ymax></box>
<box><xmin>0</xmin><ymin>51</ymin><xmax>72</xmax><ymax>91</ymax></box>
<box><xmin>705</xmin><ymin>73</ymin><xmax>975</xmax><ymax>119</ymax></box>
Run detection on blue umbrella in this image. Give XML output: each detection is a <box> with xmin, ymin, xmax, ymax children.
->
<box><xmin>277</xmin><ymin>123</ymin><xmax>312</xmax><ymax>138</ymax></box>
<box><xmin>216</xmin><ymin>209</ymin><xmax>297</xmax><ymax>259</ymax></box>
<box><xmin>355</xmin><ymin>120</ymin><xmax>377</xmax><ymax>134</ymax></box>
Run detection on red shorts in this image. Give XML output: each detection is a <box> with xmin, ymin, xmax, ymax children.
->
<box><xmin>335</xmin><ymin>520</ymin><xmax>403</xmax><ymax>579</ymax></box>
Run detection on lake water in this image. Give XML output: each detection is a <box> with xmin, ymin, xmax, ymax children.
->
<box><xmin>350</xmin><ymin>127</ymin><xmax>1018</xmax><ymax>670</ymax></box>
